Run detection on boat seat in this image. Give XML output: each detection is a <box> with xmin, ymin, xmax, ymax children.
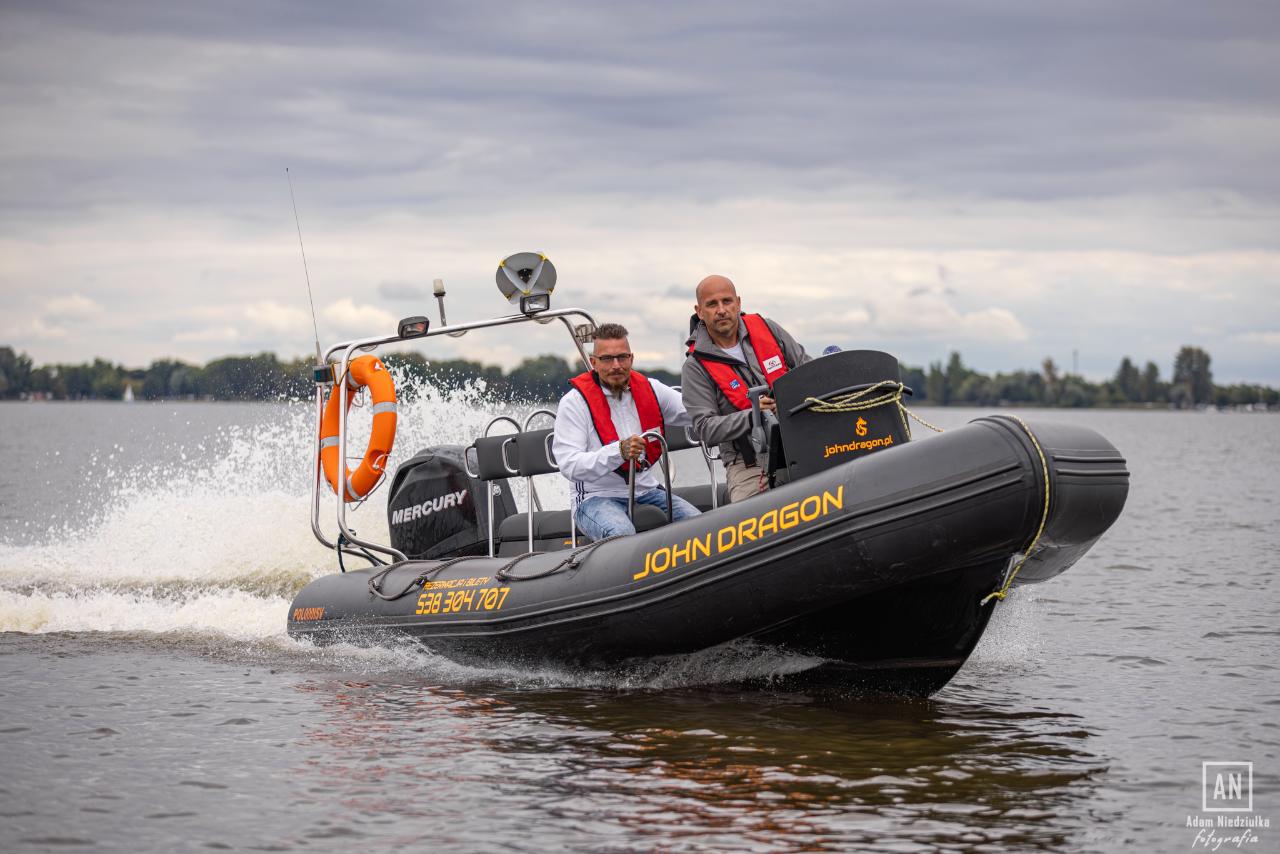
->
<box><xmin>663</xmin><ymin>425</ymin><xmax>701</xmax><ymax>453</ymax></box>
<box><xmin>515</xmin><ymin>428</ymin><xmax>558</xmax><ymax>476</ymax></box>
<box><xmin>498</xmin><ymin>510</ymin><xmax>575</xmax><ymax>542</ymax></box>
<box><xmin>470</xmin><ymin>434</ymin><xmax>518</xmax><ymax>480</ymax></box>
<box><xmin>673</xmin><ymin>483</ymin><xmax>729</xmax><ymax>513</ymax></box>
<box><xmin>497</xmin><ymin>505</ymin><xmax>669</xmax><ymax>542</ymax></box>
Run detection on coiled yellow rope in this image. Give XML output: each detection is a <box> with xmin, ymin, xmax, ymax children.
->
<box><xmin>801</xmin><ymin>380</ymin><xmax>945</xmax><ymax>438</ymax></box>
<box><xmin>803</xmin><ymin>385</ymin><xmax>1051</xmax><ymax>606</ymax></box>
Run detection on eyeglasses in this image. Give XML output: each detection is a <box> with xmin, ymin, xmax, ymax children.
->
<box><xmin>593</xmin><ymin>353</ymin><xmax>634</xmax><ymax>365</ymax></box>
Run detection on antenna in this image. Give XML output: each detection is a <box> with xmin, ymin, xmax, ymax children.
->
<box><xmin>286</xmin><ymin>167</ymin><xmax>324</xmax><ymax>366</ymax></box>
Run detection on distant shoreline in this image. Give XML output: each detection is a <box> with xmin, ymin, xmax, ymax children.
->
<box><xmin>2</xmin><ymin>344</ymin><xmax>1276</xmax><ymax>410</ymax></box>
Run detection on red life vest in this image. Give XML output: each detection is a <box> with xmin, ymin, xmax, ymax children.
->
<box><xmin>569</xmin><ymin>371</ymin><xmax>665</xmax><ymax>475</ymax></box>
<box><xmin>688</xmin><ymin>313</ymin><xmax>789</xmax><ymax>411</ymax></box>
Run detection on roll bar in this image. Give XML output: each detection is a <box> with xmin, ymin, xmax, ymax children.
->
<box><xmin>310</xmin><ymin>307</ymin><xmax>598</xmax><ymax>565</ymax></box>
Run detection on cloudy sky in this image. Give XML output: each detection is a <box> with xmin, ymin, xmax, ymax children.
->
<box><xmin>2</xmin><ymin>0</ymin><xmax>1278</xmax><ymax>383</ymax></box>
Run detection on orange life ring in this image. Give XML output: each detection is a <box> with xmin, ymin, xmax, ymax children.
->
<box><xmin>319</xmin><ymin>354</ymin><xmax>397</xmax><ymax>502</ymax></box>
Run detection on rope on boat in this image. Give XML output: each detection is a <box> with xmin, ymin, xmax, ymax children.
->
<box><xmin>366</xmin><ymin>535</ymin><xmax>628</xmax><ymax>599</ymax></box>
<box><xmin>495</xmin><ymin>535</ymin><xmax>626</xmax><ymax>582</ymax></box>
<box><xmin>368</xmin><ymin>554</ymin><xmax>489</xmax><ymax>601</ymax></box>
<box><xmin>981</xmin><ymin>414</ymin><xmax>1051</xmax><ymax>605</ymax></box>
<box><xmin>801</xmin><ymin>380</ymin><xmax>945</xmax><ymax>438</ymax></box>
<box><xmin>803</xmin><ymin>385</ymin><xmax>1052</xmax><ymax>606</ymax></box>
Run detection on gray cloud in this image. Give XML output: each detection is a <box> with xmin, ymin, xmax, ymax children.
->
<box><xmin>6</xmin><ymin>0</ymin><xmax>1279</xmax><ymax>220</ymax></box>
<box><xmin>2</xmin><ymin>1</ymin><xmax>1278</xmax><ymax>382</ymax></box>
<box><xmin>377</xmin><ymin>280</ymin><xmax>433</xmax><ymax>301</ymax></box>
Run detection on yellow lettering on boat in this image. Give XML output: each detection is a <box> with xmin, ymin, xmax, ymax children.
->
<box><xmin>718</xmin><ymin>525</ymin><xmax>737</xmax><ymax>553</ymax></box>
<box><xmin>822</xmin><ymin>434</ymin><xmax>894</xmax><ymax>459</ymax></box>
<box><xmin>823</xmin><ymin>486</ymin><xmax>844</xmax><ymax>514</ymax></box>
<box><xmin>799</xmin><ymin>495</ymin><xmax>820</xmax><ymax>521</ymax></box>
<box><xmin>415</xmin><ymin>586</ymin><xmax>512</xmax><ymax>615</ymax></box>
<box><xmin>634</xmin><ymin>485</ymin><xmax>846</xmax><ymax>584</ymax></box>
<box><xmin>421</xmin><ymin>575</ymin><xmax>492</xmax><ymax>591</ymax></box>
<box><xmin>670</xmin><ymin>539</ymin><xmax>692</xmax><ymax>566</ymax></box>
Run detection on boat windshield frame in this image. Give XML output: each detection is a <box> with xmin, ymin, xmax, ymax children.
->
<box><xmin>310</xmin><ymin>307</ymin><xmax>599</xmax><ymax>565</ymax></box>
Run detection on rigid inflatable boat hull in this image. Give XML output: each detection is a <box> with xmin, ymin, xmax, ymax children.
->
<box><xmin>288</xmin><ymin>416</ymin><xmax>1128</xmax><ymax>696</ymax></box>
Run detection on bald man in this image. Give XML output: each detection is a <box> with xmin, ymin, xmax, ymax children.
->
<box><xmin>681</xmin><ymin>275</ymin><xmax>811</xmax><ymax>502</ymax></box>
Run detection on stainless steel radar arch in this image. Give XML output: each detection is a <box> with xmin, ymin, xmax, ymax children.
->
<box><xmin>310</xmin><ymin>306</ymin><xmax>598</xmax><ymax>565</ymax></box>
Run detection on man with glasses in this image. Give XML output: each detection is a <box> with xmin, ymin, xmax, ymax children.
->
<box><xmin>553</xmin><ymin>322</ymin><xmax>701</xmax><ymax>540</ymax></box>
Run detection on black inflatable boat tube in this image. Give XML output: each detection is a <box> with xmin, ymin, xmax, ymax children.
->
<box><xmin>288</xmin><ymin>416</ymin><xmax>1128</xmax><ymax>695</ymax></box>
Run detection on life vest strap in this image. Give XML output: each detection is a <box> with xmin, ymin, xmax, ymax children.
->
<box><xmin>568</xmin><ymin>371</ymin><xmax>666</xmax><ymax>476</ymax></box>
<box><xmin>686</xmin><ymin>313</ymin><xmax>791</xmax><ymax>466</ymax></box>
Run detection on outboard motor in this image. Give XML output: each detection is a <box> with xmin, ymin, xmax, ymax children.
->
<box><xmin>387</xmin><ymin>445</ymin><xmax>516</xmax><ymax>560</ymax></box>
<box><xmin>772</xmin><ymin>350</ymin><xmax>912</xmax><ymax>481</ymax></box>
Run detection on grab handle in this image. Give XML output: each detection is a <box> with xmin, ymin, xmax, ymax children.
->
<box><xmin>627</xmin><ymin>430</ymin><xmax>673</xmax><ymax>523</ymax></box>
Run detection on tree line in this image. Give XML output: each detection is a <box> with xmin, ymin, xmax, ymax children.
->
<box><xmin>0</xmin><ymin>343</ymin><xmax>1275</xmax><ymax>409</ymax></box>
<box><xmin>902</xmin><ymin>346</ymin><xmax>1275</xmax><ymax>409</ymax></box>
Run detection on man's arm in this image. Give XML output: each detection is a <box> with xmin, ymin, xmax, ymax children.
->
<box><xmin>551</xmin><ymin>392</ymin><xmax>626</xmax><ymax>482</ymax></box>
<box><xmin>680</xmin><ymin>358</ymin><xmax>752</xmax><ymax>446</ymax></box>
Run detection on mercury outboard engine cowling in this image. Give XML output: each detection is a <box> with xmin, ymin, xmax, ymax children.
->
<box><xmin>387</xmin><ymin>445</ymin><xmax>516</xmax><ymax>560</ymax></box>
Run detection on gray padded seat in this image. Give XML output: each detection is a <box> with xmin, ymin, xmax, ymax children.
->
<box><xmin>498</xmin><ymin>510</ymin><xmax>575</xmax><ymax>542</ymax></box>
<box><xmin>673</xmin><ymin>483</ymin><xmax>729</xmax><ymax>513</ymax></box>
<box><xmin>514</xmin><ymin>428</ymin><xmax>558</xmax><ymax>476</ymax></box>
<box><xmin>663</xmin><ymin>426</ymin><xmax>701</xmax><ymax>453</ymax></box>
<box><xmin>497</xmin><ymin>504</ymin><xmax>669</xmax><ymax>542</ymax></box>
<box><xmin>471</xmin><ymin>434</ymin><xmax>518</xmax><ymax>480</ymax></box>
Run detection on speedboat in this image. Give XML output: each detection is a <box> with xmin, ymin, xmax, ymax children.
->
<box><xmin>287</xmin><ymin>254</ymin><xmax>1129</xmax><ymax>696</ymax></box>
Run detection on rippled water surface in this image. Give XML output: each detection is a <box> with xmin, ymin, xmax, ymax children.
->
<box><xmin>1</xmin><ymin>396</ymin><xmax>1276</xmax><ymax>852</ymax></box>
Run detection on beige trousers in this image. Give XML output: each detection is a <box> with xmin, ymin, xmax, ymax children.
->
<box><xmin>724</xmin><ymin>458</ymin><xmax>768</xmax><ymax>503</ymax></box>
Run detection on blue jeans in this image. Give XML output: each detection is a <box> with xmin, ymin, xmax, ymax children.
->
<box><xmin>575</xmin><ymin>489</ymin><xmax>701</xmax><ymax>540</ymax></box>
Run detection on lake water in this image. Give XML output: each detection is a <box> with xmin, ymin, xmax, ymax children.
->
<box><xmin>1</xmin><ymin>392</ymin><xmax>1276</xmax><ymax>852</ymax></box>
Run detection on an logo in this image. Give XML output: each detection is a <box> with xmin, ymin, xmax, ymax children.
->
<box><xmin>1204</xmin><ymin>762</ymin><xmax>1252</xmax><ymax>812</ymax></box>
<box><xmin>1187</xmin><ymin>760</ymin><xmax>1269</xmax><ymax>849</ymax></box>
<box><xmin>763</xmin><ymin>355</ymin><xmax>783</xmax><ymax>374</ymax></box>
<box><xmin>855</xmin><ymin>417</ymin><xmax>868</xmax><ymax>437</ymax></box>
<box><xmin>729</xmin><ymin>379</ymin><xmax>741</xmax><ymax>390</ymax></box>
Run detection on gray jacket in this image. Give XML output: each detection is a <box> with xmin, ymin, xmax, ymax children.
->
<box><xmin>680</xmin><ymin>315</ymin><xmax>811</xmax><ymax>465</ymax></box>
